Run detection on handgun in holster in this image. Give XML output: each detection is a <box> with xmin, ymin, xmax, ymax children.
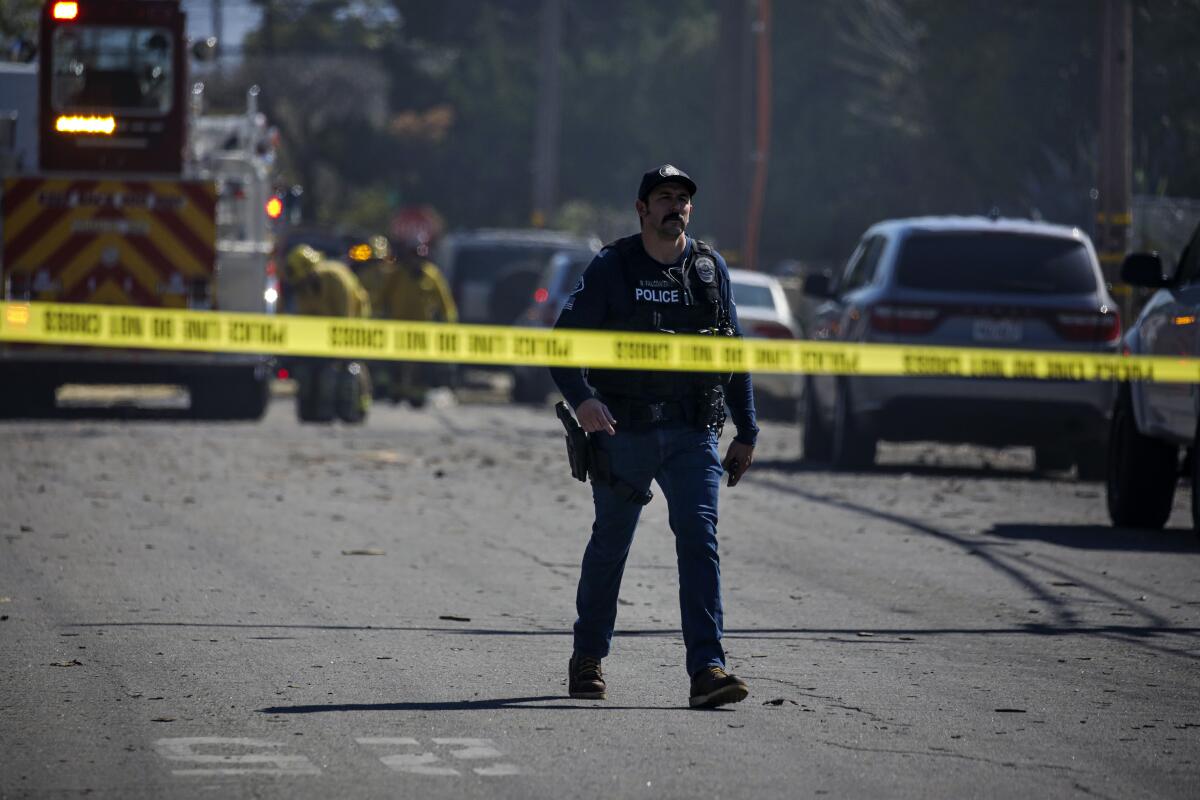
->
<box><xmin>555</xmin><ymin>401</ymin><xmax>652</xmax><ymax>506</ymax></box>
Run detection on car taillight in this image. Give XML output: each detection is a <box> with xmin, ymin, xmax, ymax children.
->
<box><xmin>747</xmin><ymin>320</ymin><xmax>794</xmax><ymax>339</ymax></box>
<box><xmin>869</xmin><ymin>304</ymin><xmax>941</xmax><ymax>334</ymax></box>
<box><xmin>1054</xmin><ymin>311</ymin><xmax>1121</xmax><ymax>342</ymax></box>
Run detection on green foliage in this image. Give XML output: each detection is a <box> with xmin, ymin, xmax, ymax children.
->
<box><xmin>226</xmin><ymin>0</ymin><xmax>1200</xmax><ymax>264</ymax></box>
<box><xmin>0</xmin><ymin>0</ymin><xmax>41</xmax><ymax>57</ymax></box>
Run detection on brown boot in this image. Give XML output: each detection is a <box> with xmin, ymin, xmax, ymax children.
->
<box><xmin>568</xmin><ymin>654</ymin><xmax>606</xmax><ymax>700</ymax></box>
<box><xmin>689</xmin><ymin>666</ymin><xmax>748</xmax><ymax>708</ymax></box>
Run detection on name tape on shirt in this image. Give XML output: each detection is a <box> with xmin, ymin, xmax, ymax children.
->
<box><xmin>0</xmin><ymin>301</ymin><xmax>1190</xmax><ymax>383</ymax></box>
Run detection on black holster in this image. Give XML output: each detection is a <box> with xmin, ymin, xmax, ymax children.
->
<box><xmin>555</xmin><ymin>401</ymin><xmax>652</xmax><ymax>506</ymax></box>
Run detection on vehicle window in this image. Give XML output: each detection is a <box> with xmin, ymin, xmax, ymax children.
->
<box><xmin>834</xmin><ymin>240</ymin><xmax>867</xmax><ymax>294</ymax></box>
<box><xmin>840</xmin><ymin>236</ymin><xmax>888</xmax><ymax>296</ymax></box>
<box><xmin>895</xmin><ymin>232</ymin><xmax>1097</xmax><ymax>294</ymax></box>
<box><xmin>452</xmin><ymin>244</ymin><xmax>560</xmax><ymax>286</ymax></box>
<box><xmin>731</xmin><ymin>282</ymin><xmax>776</xmax><ymax>309</ymax></box>
<box><xmin>1173</xmin><ymin>226</ymin><xmax>1200</xmax><ymax>286</ymax></box>
<box><xmin>52</xmin><ymin>26</ymin><xmax>174</xmax><ymax>115</ymax></box>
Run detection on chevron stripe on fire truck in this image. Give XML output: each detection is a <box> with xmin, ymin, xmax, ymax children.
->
<box><xmin>2</xmin><ymin>178</ymin><xmax>217</xmax><ymax>309</ymax></box>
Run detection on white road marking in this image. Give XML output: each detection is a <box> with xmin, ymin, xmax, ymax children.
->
<box><xmin>153</xmin><ymin>737</ymin><xmax>321</xmax><ymax>776</ymax></box>
<box><xmin>357</xmin><ymin>736</ymin><xmax>520</xmax><ymax>777</ymax></box>
<box><xmin>379</xmin><ymin>752</ymin><xmax>460</xmax><ymax>776</ymax></box>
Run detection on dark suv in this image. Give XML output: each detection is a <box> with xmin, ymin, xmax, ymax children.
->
<box><xmin>802</xmin><ymin>217</ymin><xmax>1119</xmax><ymax>475</ymax></box>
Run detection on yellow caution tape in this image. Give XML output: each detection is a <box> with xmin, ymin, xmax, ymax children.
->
<box><xmin>1</xmin><ymin>300</ymin><xmax>1196</xmax><ymax>383</ymax></box>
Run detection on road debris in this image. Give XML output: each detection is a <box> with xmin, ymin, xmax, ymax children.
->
<box><xmin>341</xmin><ymin>548</ymin><xmax>386</xmax><ymax>556</ymax></box>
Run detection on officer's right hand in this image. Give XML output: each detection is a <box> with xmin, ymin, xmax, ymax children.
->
<box><xmin>576</xmin><ymin>398</ymin><xmax>617</xmax><ymax>435</ymax></box>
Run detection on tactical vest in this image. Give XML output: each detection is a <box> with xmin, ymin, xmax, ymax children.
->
<box><xmin>587</xmin><ymin>235</ymin><xmax>735</xmax><ymax>404</ymax></box>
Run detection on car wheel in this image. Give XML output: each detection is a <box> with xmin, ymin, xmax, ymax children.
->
<box><xmin>832</xmin><ymin>381</ymin><xmax>876</xmax><ymax>470</ymax></box>
<box><xmin>0</xmin><ymin>374</ymin><xmax>56</xmax><ymax>418</ymax></box>
<box><xmin>1192</xmin><ymin>438</ymin><xmax>1200</xmax><ymax>534</ymax></box>
<box><xmin>801</xmin><ymin>379</ymin><xmax>832</xmax><ymax>462</ymax></box>
<box><xmin>1034</xmin><ymin>444</ymin><xmax>1074</xmax><ymax>473</ymax></box>
<box><xmin>1106</xmin><ymin>384</ymin><xmax>1178</xmax><ymax>529</ymax></box>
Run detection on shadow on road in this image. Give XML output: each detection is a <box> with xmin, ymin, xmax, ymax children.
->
<box><xmin>257</xmin><ymin>696</ymin><xmax>698</xmax><ymax>714</ymax></box>
<box><xmin>751</xmin><ymin>456</ymin><xmax>1062</xmax><ymax>483</ymax></box>
<box><xmin>987</xmin><ymin>523</ymin><xmax>1200</xmax><ymax>552</ymax></box>
<box><xmin>70</xmin><ymin>620</ymin><xmax>1200</xmax><ymax>640</ymax></box>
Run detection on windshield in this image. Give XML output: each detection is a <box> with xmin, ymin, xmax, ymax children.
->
<box><xmin>895</xmin><ymin>232</ymin><xmax>1097</xmax><ymax>294</ymax></box>
<box><xmin>52</xmin><ymin>26</ymin><xmax>174</xmax><ymax>115</ymax></box>
<box><xmin>731</xmin><ymin>282</ymin><xmax>776</xmax><ymax>309</ymax></box>
<box><xmin>453</xmin><ymin>244</ymin><xmax>564</xmax><ymax>284</ymax></box>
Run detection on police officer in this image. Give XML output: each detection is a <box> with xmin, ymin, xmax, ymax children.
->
<box><xmin>284</xmin><ymin>244</ymin><xmax>372</xmax><ymax>423</ymax></box>
<box><xmin>550</xmin><ymin>164</ymin><xmax>758</xmax><ymax>708</ymax></box>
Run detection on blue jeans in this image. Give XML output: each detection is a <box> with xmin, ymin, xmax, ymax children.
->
<box><xmin>573</xmin><ymin>421</ymin><xmax>725</xmax><ymax>677</ymax></box>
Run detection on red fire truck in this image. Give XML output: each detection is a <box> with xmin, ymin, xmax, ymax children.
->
<box><xmin>0</xmin><ymin>0</ymin><xmax>280</xmax><ymax>418</ymax></box>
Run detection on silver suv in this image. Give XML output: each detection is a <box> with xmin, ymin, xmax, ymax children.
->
<box><xmin>1106</xmin><ymin>220</ymin><xmax>1200</xmax><ymax>530</ymax></box>
<box><xmin>802</xmin><ymin>217</ymin><xmax>1120</xmax><ymax>475</ymax></box>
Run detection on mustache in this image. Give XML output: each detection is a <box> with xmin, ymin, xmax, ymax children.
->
<box><xmin>662</xmin><ymin>212</ymin><xmax>684</xmax><ymax>222</ymax></box>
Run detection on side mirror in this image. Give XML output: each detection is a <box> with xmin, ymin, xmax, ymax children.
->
<box><xmin>803</xmin><ymin>272</ymin><xmax>833</xmax><ymax>299</ymax></box>
<box><xmin>1120</xmin><ymin>252</ymin><xmax>1167</xmax><ymax>288</ymax></box>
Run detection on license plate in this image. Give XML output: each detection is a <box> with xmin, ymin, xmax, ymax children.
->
<box><xmin>972</xmin><ymin>319</ymin><xmax>1023</xmax><ymax>343</ymax></box>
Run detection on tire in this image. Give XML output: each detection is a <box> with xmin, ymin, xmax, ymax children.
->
<box><xmin>832</xmin><ymin>381</ymin><xmax>876</xmax><ymax>470</ymax></box>
<box><xmin>0</xmin><ymin>378</ymin><xmax>56</xmax><ymax>418</ymax></box>
<box><xmin>296</xmin><ymin>363</ymin><xmax>336</xmax><ymax>423</ymax></box>
<box><xmin>335</xmin><ymin>362</ymin><xmax>370</xmax><ymax>424</ymax></box>
<box><xmin>1106</xmin><ymin>384</ymin><xmax>1178</xmax><ymax>529</ymax></box>
<box><xmin>1034</xmin><ymin>444</ymin><xmax>1074</xmax><ymax>473</ymax></box>
<box><xmin>801</xmin><ymin>379</ymin><xmax>833</xmax><ymax>462</ymax></box>
<box><xmin>190</xmin><ymin>368</ymin><xmax>269</xmax><ymax>421</ymax></box>
<box><xmin>1192</xmin><ymin>439</ymin><xmax>1200</xmax><ymax>534</ymax></box>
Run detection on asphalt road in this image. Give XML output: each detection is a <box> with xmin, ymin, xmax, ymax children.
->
<box><xmin>2</xmin><ymin>392</ymin><xmax>1198</xmax><ymax>799</ymax></box>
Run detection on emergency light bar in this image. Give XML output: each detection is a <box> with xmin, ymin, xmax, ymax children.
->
<box><xmin>52</xmin><ymin>2</ymin><xmax>79</xmax><ymax>20</ymax></box>
<box><xmin>55</xmin><ymin>115</ymin><xmax>116</xmax><ymax>135</ymax></box>
<box><xmin>348</xmin><ymin>244</ymin><xmax>372</xmax><ymax>261</ymax></box>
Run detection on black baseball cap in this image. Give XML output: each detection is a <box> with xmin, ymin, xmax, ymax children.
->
<box><xmin>638</xmin><ymin>164</ymin><xmax>697</xmax><ymax>201</ymax></box>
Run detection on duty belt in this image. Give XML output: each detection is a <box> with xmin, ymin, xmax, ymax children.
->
<box><xmin>611</xmin><ymin>398</ymin><xmax>689</xmax><ymax>425</ymax></box>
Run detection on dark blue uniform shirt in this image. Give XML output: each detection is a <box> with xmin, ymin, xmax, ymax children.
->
<box><xmin>550</xmin><ymin>236</ymin><xmax>759</xmax><ymax>447</ymax></box>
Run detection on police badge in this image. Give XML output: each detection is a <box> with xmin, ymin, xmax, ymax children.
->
<box><xmin>694</xmin><ymin>255</ymin><xmax>716</xmax><ymax>284</ymax></box>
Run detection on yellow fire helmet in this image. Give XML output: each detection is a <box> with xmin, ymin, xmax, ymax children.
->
<box><xmin>285</xmin><ymin>244</ymin><xmax>322</xmax><ymax>284</ymax></box>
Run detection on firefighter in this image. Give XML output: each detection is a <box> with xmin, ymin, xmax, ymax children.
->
<box><xmin>347</xmin><ymin>235</ymin><xmax>404</xmax><ymax>403</ymax></box>
<box><xmin>283</xmin><ymin>244</ymin><xmax>372</xmax><ymax>423</ymax></box>
<box><xmin>376</xmin><ymin>234</ymin><xmax>458</xmax><ymax>408</ymax></box>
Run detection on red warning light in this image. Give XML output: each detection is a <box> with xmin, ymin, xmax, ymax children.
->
<box><xmin>265</xmin><ymin>196</ymin><xmax>284</xmax><ymax>219</ymax></box>
<box><xmin>533</xmin><ymin>287</ymin><xmax>550</xmax><ymax>304</ymax></box>
<box><xmin>53</xmin><ymin>2</ymin><xmax>79</xmax><ymax>20</ymax></box>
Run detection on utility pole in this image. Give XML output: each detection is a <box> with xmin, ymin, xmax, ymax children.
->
<box><xmin>713</xmin><ymin>0</ymin><xmax>752</xmax><ymax>265</ymax></box>
<box><xmin>211</xmin><ymin>0</ymin><xmax>224</xmax><ymax>72</ymax></box>
<box><xmin>742</xmin><ymin>0</ymin><xmax>771</xmax><ymax>271</ymax></box>
<box><xmin>1097</xmin><ymin>0</ymin><xmax>1133</xmax><ymax>316</ymax></box>
<box><xmin>531</xmin><ymin>0</ymin><xmax>562</xmax><ymax>228</ymax></box>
